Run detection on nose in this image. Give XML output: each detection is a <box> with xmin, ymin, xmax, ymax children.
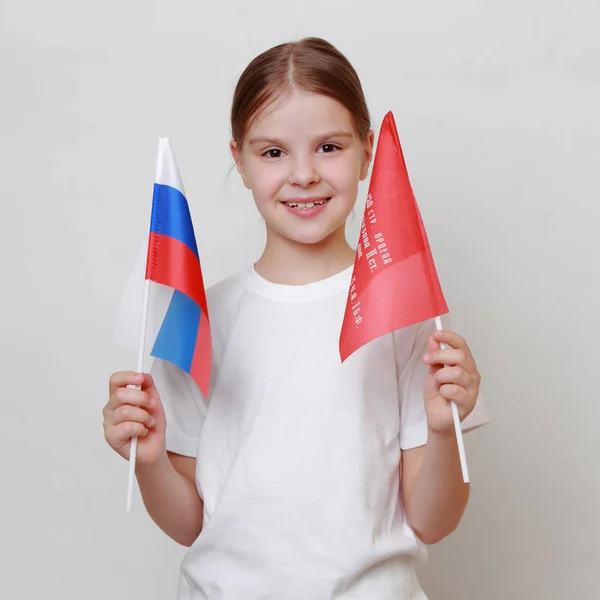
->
<box><xmin>287</xmin><ymin>154</ymin><xmax>320</xmax><ymax>188</ymax></box>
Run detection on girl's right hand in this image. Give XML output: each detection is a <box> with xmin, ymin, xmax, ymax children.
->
<box><xmin>103</xmin><ymin>371</ymin><xmax>167</xmax><ymax>468</ymax></box>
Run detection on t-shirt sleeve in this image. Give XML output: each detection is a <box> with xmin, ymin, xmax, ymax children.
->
<box><xmin>150</xmin><ymin>358</ymin><xmax>208</xmax><ymax>458</ymax></box>
<box><xmin>396</xmin><ymin>318</ymin><xmax>491</xmax><ymax>451</ymax></box>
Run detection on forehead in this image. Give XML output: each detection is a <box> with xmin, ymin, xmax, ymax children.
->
<box><xmin>247</xmin><ymin>89</ymin><xmax>357</xmax><ymax>140</ymax></box>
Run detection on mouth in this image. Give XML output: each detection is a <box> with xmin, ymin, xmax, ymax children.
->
<box><xmin>281</xmin><ymin>197</ymin><xmax>332</xmax><ymax>210</ymax></box>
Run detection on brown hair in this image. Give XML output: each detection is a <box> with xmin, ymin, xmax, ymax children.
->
<box><xmin>231</xmin><ymin>37</ymin><xmax>371</xmax><ymax>146</ymax></box>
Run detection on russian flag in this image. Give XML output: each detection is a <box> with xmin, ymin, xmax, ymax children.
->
<box><xmin>113</xmin><ymin>139</ymin><xmax>212</xmax><ymax>398</ymax></box>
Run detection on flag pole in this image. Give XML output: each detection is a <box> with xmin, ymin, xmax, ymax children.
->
<box><xmin>126</xmin><ymin>277</ymin><xmax>152</xmax><ymax>512</ymax></box>
<box><xmin>435</xmin><ymin>316</ymin><xmax>469</xmax><ymax>483</ymax></box>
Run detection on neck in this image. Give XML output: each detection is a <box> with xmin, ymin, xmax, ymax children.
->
<box><xmin>255</xmin><ymin>225</ymin><xmax>355</xmax><ymax>285</ymax></box>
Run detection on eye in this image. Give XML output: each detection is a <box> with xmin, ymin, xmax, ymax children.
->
<box><xmin>263</xmin><ymin>148</ymin><xmax>284</xmax><ymax>159</ymax></box>
<box><xmin>319</xmin><ymin>143</ymin><xmax>341</xmax><ymax>154</ymax></box>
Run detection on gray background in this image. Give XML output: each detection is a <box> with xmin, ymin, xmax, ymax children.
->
<box><xmin>1</xmin><ymin>0</ymin><xmax>598</xmax><ymax>598</ymax></box>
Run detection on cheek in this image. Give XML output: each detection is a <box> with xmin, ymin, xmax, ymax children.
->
<box><xmin>247</xmin><ymin>165</ymin><xmax>283</xmax><ymax>206</ymax></box>
<box><xmin>331</xmin><ymin>158</ymin><xmax>361</xmax><ymax>195</ymax></box>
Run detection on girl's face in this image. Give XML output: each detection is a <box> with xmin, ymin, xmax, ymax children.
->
<box><xmin>231</xmin><ymin>89</ymin><xmax>374</xmax><ymax>247</ymax></box>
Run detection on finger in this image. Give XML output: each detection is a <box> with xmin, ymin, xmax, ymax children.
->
<box><xmin>425</xmin><ymin>334</ymin><xmax>443</xmax><ymax>374</ymax></box>
<box><xmin>435</xmin><ymin>366</ymin><xmax>473</xmax><ymax>389</ymax></box>
<box><xmin>426</xmin><ymin>333</ymin><xmax>440</xmax><ymax>355</ymax></box>
<box><xmin>438</xmin><ymin>384</ymin><xmax>476</xmax><ymax>419</ymax></box>
<box><xmin>438</xmin><ymin>383</ymin><xmax>470</xmax><ymax>405</ymax></box>
<box><xmin>432</xmin><ymin>330</ymin><xmax>470</xmax><ymax>352</ymax></box>
<box><xmin>140</xmin><ymin>373</ymin><xmax>160</xmax><ymax>399</ymax></box>
<box><xmin>105</xmin><ymin>421</ymin><xmax>149</xmax><ymax>446</ymax></box>
<box><xmin>424</xmin><ymin>347</ymin><xmax>467</xmax><ymax>368</ymax></box>
<box><xmin>109</xmin><ymin>371</ymin><xmax>145</xmax><ymax>395</ymax></box>
<box><xmin>425</xmin><ymin>347</ymin><xmax>478</xmax><ymax>377</ymax></box>
<box><xmin>436</xmin><ymin>330</ymin><xmax>477</xmax><ymax>368</ymax></box>
<box><xmin>109</xmin><ymin>386</ymin><xmax>153</xmax><ymax>410</ymax></box>
<box><xmin>108</xmin><ymin>405</ymin><xmax>156</xmax><ymax>428</ymax></box>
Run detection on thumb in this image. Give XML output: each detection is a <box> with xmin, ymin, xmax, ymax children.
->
<box><xmin>425</xmin><ymin>333</ymin><xmax>443</xmax><ymax>375</ymax></box>
<box><xmin>142</xmin><ymin>373</ymin><xmax>167</xmax><ymax>431</ymax></box>
<box><xmin>141</xmin><ymin>372</ymin><xmax>159</xmax><ymax>397</ymax></box>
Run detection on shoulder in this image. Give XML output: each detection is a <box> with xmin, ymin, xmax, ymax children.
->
<box><xmin>206</xmin><ymin>268</ymin><xmax>250</xmax><ymax>314</ymax></box>
<box><xmin>392</xmin><ymin>319</ymin><xmax>434</xmax><ymax>366</ymax></box>
<box><xmin>204</xmin><ymin>267</ymin><xmax>252</xmax><ymax>344</ymax></box>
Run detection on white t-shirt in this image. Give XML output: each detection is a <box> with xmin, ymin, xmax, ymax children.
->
<box><xmin>151</xmin><ymin>264</ymin><xmax>490</xmax><ymax>600</ymax></box>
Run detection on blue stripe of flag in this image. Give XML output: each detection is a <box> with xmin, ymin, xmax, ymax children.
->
<box><xmin>150</xmin><ymin>184</ymin><xmax>199</xmax><ymax>259</ymax></box>
<box><xmin>151</xmin><ymin>290</ymin><xmax>201</xmax><ymax>373</ymax></box>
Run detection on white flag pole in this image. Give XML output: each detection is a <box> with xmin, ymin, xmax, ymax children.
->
<box><xmin>434</xmin><ymin>315</ymin><xmax>469</xmax><ymax>483</ymax></box>
<box><xmin>126</xmin><ymin>278</ymin><xmax>152</xmax><ymax>512</ymax></box>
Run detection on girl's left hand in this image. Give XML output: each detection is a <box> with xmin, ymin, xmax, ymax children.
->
<box><xmin>422</xmin><ymin>329</ymin><xmax>481</xmax><ymax>436</ymax></box>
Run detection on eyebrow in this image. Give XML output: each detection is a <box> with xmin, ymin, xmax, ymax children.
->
<box><xmin>247</xmin><ymin>131</ymin><xmax>355</xmax><ymax>146</ymax></box>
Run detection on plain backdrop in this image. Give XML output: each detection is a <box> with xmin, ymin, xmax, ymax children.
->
<box><xmin>1</xmin><ymin>0</ymin><xmax>598</xmax><ymax>598</ymax></box>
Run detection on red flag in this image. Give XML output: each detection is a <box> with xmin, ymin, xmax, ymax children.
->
<box><xmin>340</xmin><ymin>111</ymin><xmax>449</xmax><ymax>361</ymax></box>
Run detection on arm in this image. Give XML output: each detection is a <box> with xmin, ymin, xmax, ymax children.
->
<box><xmin>136</xmin><ymin>452</ymin><xmax>203</xmax><ymax>547</ymax></box>
<box><xmin>401</xmin><ymin>328</ymin><xmax>480</xmax><ymax>544</ymax></box>
<box><xmin>103</xmin><ymin>371</ymin><xmax>203</xmax><ymax>547</ymax></box>
<box><xmin>402</xmin><ymin>436</ymin><xmax>469</xmax><ymax>544</ymax></box>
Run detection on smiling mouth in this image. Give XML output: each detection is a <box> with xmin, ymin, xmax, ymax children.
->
<box><xmin>282</xmin><ymin>198</ymin><xmax>331</xmax><ymax>209</ymax></box>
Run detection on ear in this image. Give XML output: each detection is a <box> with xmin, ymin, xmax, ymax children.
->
<box><xmin>230</xmin><ymin>140</ymin><xmax>251</xmax><ymax>189</ymax></box>
<box><xmin>359</xmin><ymin>129</ymin><xmax>375</xmax><ymax>181</ymax></box>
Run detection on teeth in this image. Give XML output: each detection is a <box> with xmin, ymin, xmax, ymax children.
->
<box><xmin>285</xmin><ymin>198</ymin><xmax>329</xmax><ymax>209</ymax></box>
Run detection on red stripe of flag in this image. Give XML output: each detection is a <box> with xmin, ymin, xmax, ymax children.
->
<box><xmin>146</xmin><ymin>232</ymin><xmax>209</xmax><ymax>315</ymax></box>
<box><xmin>190</xmin><ymin>312</ymin><xmax>212</xmax><ymax>399</ymax></box>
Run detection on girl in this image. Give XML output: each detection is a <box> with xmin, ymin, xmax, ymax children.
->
<box><xmin>103</xmin><ymin>37</ymin><xmax>489</xmax><ymax>599</ymax></box>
